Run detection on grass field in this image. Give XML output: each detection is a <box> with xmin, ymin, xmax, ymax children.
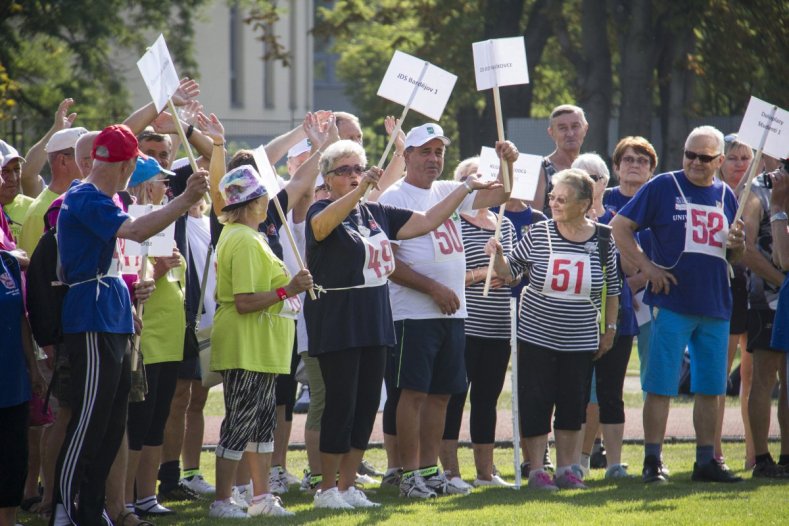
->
<box><xmin>20</xmin><ymin>443</ymin><xmax>789</xmax><ymax>526</ymax></box>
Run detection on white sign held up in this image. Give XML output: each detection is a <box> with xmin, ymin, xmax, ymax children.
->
<box><xmin>472</xmin><ymin>37</ymin><xmax>529</xmax><ymax>91</ymax></box>
<box><xmin>478</xmin><ymin>147</ymin><xmax>542</xmax><ymax>201</ymax></box>
<box><xmin>251</xmin><ymin>146</ymin><xmax>282</xmax><ymax>197</ymax></box>
<box><xmin>737</xmin><ymin>96</ymin><xmax>789</xmax><ymax>160</ymax></box>
<box><xmin>125</xmin><ymin>204</ymin><xmax>176</xmax><ymax>257</ymax></box>
<box><xmin>376</xmin><ymin>51</ymin><xmax>457</xmax><ymax>121</ymax></box>
<box><xmin>136</xmin><ymin>34</ymin><xmax>180</xmax><ymax>113</ymax></box>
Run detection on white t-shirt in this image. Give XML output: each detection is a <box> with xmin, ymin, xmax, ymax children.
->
<box><xmin>285</xmin><ymin>219</ymin><xmax>310</xmax><ymax>354</ymax></box>
<box><xmin>186</xmin><ymin>214</ymin><xmax>216</xmax><ymax>330</ymax></box>
<box><xmin>378</xmin><ymin>179</ymin><xmax>475</xmax><ymax>320</ymax></box>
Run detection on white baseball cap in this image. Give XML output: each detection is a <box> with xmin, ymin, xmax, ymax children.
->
<box><xmin>45</xmin><ymin>127</ymin><xmax>89</xmax><ymax>153</ymax></box>
<box><xmin>287</xmin><ymin>138</ymin><xmax>312</xmax><ymax>159</ymax></box>
<box><xmin>404</xmin><ymin>123</ymin><xmax>450</xmax><ymax>149</ymax></box>
<box><xmin>0</xmin><ymin>140</ymin><xmax>26</xmax><ymax>168</ymax></box>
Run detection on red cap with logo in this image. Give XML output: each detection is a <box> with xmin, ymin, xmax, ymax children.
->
<box><xmin>92</xmin><ymin>124</ymin><xmax>146</xmax><ymax>163</ymax></box>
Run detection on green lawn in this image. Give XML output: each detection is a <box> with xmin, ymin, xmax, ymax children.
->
<box><xmin>21</xmin><ymin>443</ymin><xmax>788</xmax><ymax>525</ymax></box>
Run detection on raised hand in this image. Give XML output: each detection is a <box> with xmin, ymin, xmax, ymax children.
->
<box><xmin>197</xmin><ymin>112</ymin><xmax>225</xmax><ymax>144</ymax></box>
<box><xmin>303</xmin><ymin>112</ymin><xmax>329</xmax><ymax>147</ymax></box>
<box><xmin>384</xmin><ymin>115</ymin><xmax>406</xmax><ymax>153</ymax></box>
<box><xmin>172</xmin><ymin>77</ymin><xmax>200</xmax><ymax>106</ymax></box>
<box><xmin>54</xmin><ymin>98</ymin><xmax>77</xmax><ymax>131</ymax></box>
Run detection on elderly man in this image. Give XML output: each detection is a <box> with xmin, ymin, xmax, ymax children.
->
<box><xmin>379</xmin><ymin>123</ymin><xmax>516</xmax><ymax>498</ymax></box>
<box><xmin>0</xmin><ymin>141</ymin><xmax>32</xmax><ymax>242</ymax></box>
<box><xmin>611</xmin><ymin>125</ymin><xmax>745</xmax><ymax>484</ymax></box>
<box><xmin>52</xmin><ymin>124</ymin><xmax>208</xmax><ymax>526</ymax></box>
<box><xmin>18</xmin><ymin>127</ymin><xmax>88</xmax><ymax>255</ymax></box>
<box><xmin>532</xmin><ymin>104</ymin><xmax>589</xmax><ymax>217</ymax></box>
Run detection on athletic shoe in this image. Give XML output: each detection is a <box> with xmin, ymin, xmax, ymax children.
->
<box><xmin>355</xmin><ymin>473</ymin><xmax>377</xmax><ymax>485</ymax></box>
<box><xmin>208</xmin><ymin>499</ymin><xmax>248</xmax><ymax>519</ymax></box>
<box><xmin>752</xmin><ymin>458</ymin><xmax>789</xmax><ymax>479</ymax></box>
<box><xmin>473</xmin><ymin>475</ymin><xmax>513</xmax><ymax>487</ymax></box>
<box><xmin>590</xmin><ymin>441</ymin><xmax>607</xmax><ymax>469</ymax></box>
<box><xmin>642</xmin><ymin>455</ymin><xmax>668</xmax><ymax>484</ymax></box>
<box><xmin>570</xmin><ymin>464</ymin><xmax>586</xmax><ymax>480</ymax></box>
<box><xmin>543</xmin><ymin>447</ymin><xmax>555</xmax><ymax>473</ymax></box>
<box><xmin>247</xmin><ymin>494</ymin><xmax>294</xmax><ymax>517</ymax></box>
<box><xmin>424</xmin><ymin>469</ymin><xmax>470</xmax><ymax>495</ymax></box>
<box><xmin>605</xmin><ymin>464</ymin><xmax>631</xmax><ymax>479</ymax></box>
<box><xmin>135</xmin><ymin>497</ymin><xmax>175</xmax><ymax>517</ymax></box>
<box><xmin>381</xmin><ymin>468</ymin><xmax>402</xmax><ymax>487</ymax></box>
<box><xmin>528</xmin><ymin>469</ymin><xmax>558</xmax><ymax>491</ymax></box>
<box><xmin>555</xmin><ymin>470</ymin><xmax>587</xmax><ymax>489</ymax></box>
<box><xmin>231</xmin><ymin>485</ymin><xmax>251</xmax><ymax>510</ymax></box>
<box><xmin>180</xmin><ymin>474</ymin><xmax>215</xmax><ymax>496</ymax></box>
<box><xmin>445</xmin><ymin>474</ymin><xmax>474</xmax><ymax>494</ymax></box>
<box><xmin>399</xmin><ymin>472</ymin><xmax>437</xmax><ymax>499</ymax></box>
<box><xmin>314</xmin><ymin>487</ymin><xmax>354</xmax><ymax>509</ymax></box>
<box><xmin>158</xmin><ymin>480</ymin><xmax>200</xmax><ymax>501</ymax></box>
<box><xmin>341</xmin><ymin>486</ymin><xmax>381</xmax><ymax>508</ymax></box>
<box><xmin>293</xmin><ymin>385</ymin><xmax>310</xmax><ymax>414</ymax></box>
<box><xmin>691</xmin><ymin>459</ymin><xmax>743</xmax><ymax>483</ymax></box>
<box><xmin>269</xmin><ymin>467</ymin><xmax>290</xmax><ymax>494</ymax></box>
<box><xmin>520</xmin><ymin>462</ymin><xmax>530</xmax><ymax>478</ymax></box>
<box><xmin>300</xmin><ymin>470</ymin><xmax>323</xmax><ymax>492</ymax></box>
<box><xmin>359</xmin><ymin>459</ymin><xmax>385</xmax><ymax>478</ymax></box>
<box><xmin>280</xmin><ymin>468</ymin><xmax>302</xmax><ymax>486</ymax></box>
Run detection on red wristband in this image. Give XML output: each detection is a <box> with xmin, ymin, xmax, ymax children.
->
<box><xmin>276</xmin><ymin>287</ymin><xmax>288</xmax><ymax>301</ymax></box>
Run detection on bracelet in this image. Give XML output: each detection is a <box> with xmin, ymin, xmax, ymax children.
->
<box><xmin>770</xmin><ymin>211</ymin><xmax>788</xmax><ymax>223</ymax></box>
<box><xmin>393</xmin><ymin>151</ymin><xmax>403</xmax><ymax>158</ymax></box>
<box><xmin>186</xmin><ymin>124</ymin><xmax>194</xmax><ymax>139</ymax></box>
<box><xmin>276</xmin><ymin>287</ymin><xmax>288</xmax><ymax>301</ymax></box>
<box><xmin>605</xmin><ymin>323</ymin><xmax>617</xmax><ymax>331</ymax></box>
<box><xmin>470</xmin><ymin>269</ymin><xmax>477</xmax><ymax>283</ymax></box>
<box><xmin>463</xmin><ymin>180</ymin><xmax>474</xmax><ymax>194</ymax></box>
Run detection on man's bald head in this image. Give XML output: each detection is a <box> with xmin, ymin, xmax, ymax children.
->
<box><xmin>75</xmin><ymin>131</ymin><xmax>100</xmax><ymax>178</ymax></box>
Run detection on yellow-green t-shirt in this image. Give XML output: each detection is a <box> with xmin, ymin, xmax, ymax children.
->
<box><xmin>18</xmin><ymin>187</ymin><xmax>59</xmax><ymax>255</ymax></box>
<box><xmin>3</xmin><ymin>194</ymin><xmax>33</xmax><ymax>242</ymax></box>
<box><xmin>141</xmin><ymin>256</ymin><xmax>186</xmax><ymax>365</ymax></box>
<box><xmin>211</xmin><ymin>222</ymin><xmax>293</xmax><ymax>374</ymax></box>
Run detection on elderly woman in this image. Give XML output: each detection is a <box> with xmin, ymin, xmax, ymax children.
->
<box><xmin>123</xmin><ymin>157</ymin><xmax>187</xmax><ymax>518</ymax></box>
<box><xmin>209</xmin><ymin>165</ymin><xmax>313</xmax><ymax>519</ymax></box>
<box><xmin>305</xmin><ymin>140</ymin><xmax>497</xmax><ymax>509</ymax></box>
<box><xmin>488</xmin><ymin>169</ymin><xmax>620</xmax><ymax>490</ymax></box>
<box><xmin>715</xmin><ymin>134</ymin><xmax>755</xmax><ymax>467</ymax></box>
<box><xmin>439</xmin><ymin>157</ymin><xmax>518</xmax><ymax>489</ymax></box>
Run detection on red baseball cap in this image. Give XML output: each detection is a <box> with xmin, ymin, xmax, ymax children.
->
<box><xmin>92</xmin><ymin>124</ymin><xmax>146</xmax><ymax>163</ymax></box>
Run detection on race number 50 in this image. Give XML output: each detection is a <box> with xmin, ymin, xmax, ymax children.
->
<box><xmin>432</xmin><ymin>219</ymin><xmax>463</xmax><ymax>255</ymax></box>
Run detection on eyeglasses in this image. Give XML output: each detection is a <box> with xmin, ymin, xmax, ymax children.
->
<box><xmin>684</xmin><ymin>150</ymin><xmax>720</xmax><ymax>164</ymax></box>
<box><xmin>547</xmin><ymin>193</ymin><xmax>572</xmax><ymax>205</ymax></box>
<box><xmin>314</xmin><ymin>184</ymin><xmax>328</xmax><ymax>193</ymax></box>
<box><xmin>326</xmin><ymin>164</ymin><xmax>366</xmax><ymax>176</ymax></box>
<box><xmin>588</xmin><ymin>174</ymin><xmax>603</xmax><ymax>182</ymax></box>
<box><xmin>621</xmin><ymin>155</ymin><xmax>650</xmax><ymax>167</ymax></box>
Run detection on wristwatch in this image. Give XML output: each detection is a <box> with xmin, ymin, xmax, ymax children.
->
<box><xmin>605</xmin><ymin>323</ymin><xmax>617</xmax><ymax>332</ymax></box>
<box><xmin>770</xmin><ymin>211</ymin><xmax>788</xmax><ymax>223</ymax></box>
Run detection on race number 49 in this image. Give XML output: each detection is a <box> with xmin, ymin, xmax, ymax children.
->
<box><xmin>367</xmin><ymin>239</ymin><xmax>395</xmax><ymax>278</ymax></box>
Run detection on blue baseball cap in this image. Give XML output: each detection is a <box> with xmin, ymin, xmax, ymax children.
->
<box><xmin>129</xmin><ymin>156</ymin><xmax>175</xmax><ymax>187</ymax></box>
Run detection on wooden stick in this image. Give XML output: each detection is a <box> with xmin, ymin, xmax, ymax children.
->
<box><xmin>483</xmin><ymin>205</ymin><xmax>506</xmax><ymax>296</ymax></box>
<box><xmin>733</xmin><ymin>105</ymin><xmax>777</xmax><ymax>225</ymax></box>
<box><xmin>131</xmin><ymin>254</ymin><xmax>149</xmax><ymax>372</ymax></box>
<box><xmin>166</xmin><ymin>98</ymin><xmax>210</xmax><ymax>204</ymax></box>
<box><xmin>492</xmin><ymin>86</ymin><xmax>511</xmax><ymax>193</ymax></box>
<box><xmin>270</xmin><ymin>193</ymin><xmax>317</xmax><ymax>301</ymax></box>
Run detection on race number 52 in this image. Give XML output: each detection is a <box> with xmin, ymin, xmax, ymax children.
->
<box><xmin>690</xmin><ymin>209</ymin><xmax>724</xmax><ymax>247</ymax></box>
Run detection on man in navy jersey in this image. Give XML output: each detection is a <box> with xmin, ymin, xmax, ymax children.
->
<box><xmin>611</xmin><ymin>126</ymin><xmax>745</xmax><ymax>484</ymax></box>
<box><xmin>379</xmin><ymin>123</ymin><xmax>517</xmax><ymax>497</ymax></box>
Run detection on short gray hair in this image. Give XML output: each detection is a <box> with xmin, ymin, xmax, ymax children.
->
<box><xmin>552</xmin><ymin>168</ymin><xmax>594</xmax><ymax>211</ymax></box>
<box><xmin>319</xmin><ymin>140</ymin><xmax>367</xmax><ymax>176</ymax></box>
<box><xmin>686</xmin><ymin>126</ymin><xmax>725</xmax><ymax>155</ymax></box>
<box><xmin>453</xmin><ymin>156</ymin><xmax>479</xmax><ymax>182</ymax></box>
<box><xmin>572</xmin><ymin>153</ymin><xmax>609</xmax><ymax>184</ymax></box>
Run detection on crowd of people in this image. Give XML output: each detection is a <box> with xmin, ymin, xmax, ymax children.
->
<box><xmin>1</xmin><ymin>82</ymin><xmax>788</xmax><ymax>525</ymax></box>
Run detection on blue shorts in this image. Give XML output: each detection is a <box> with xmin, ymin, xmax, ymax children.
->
<box><xmin>393</xmin><ymin>318</ymin><xmax>467</xmax><ymax>395</ymax></box>
<box><xmin>643</xmin><ymin>307</ymin><xmax>729</xmax><ymax>396</ymax></box>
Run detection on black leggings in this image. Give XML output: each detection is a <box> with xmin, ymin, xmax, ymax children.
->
<box><xmin>317</xmin><ymin>346</ymin><xmax>386</xmax><ymax>454</ymax></box>
<box><xmin>127</xmin><ymin>361</ymin><xmax>179</xmax><ymax>450</ymax></box>
<box><xmin>275</xmin><ymin>337</ymin><xmax>300</xmax><ymax>421</ymax></box>
<box><xmin>383</xmin><ymin>344</ymin><xmax>400</xmax><ymax>436</ymax></box>
<box><xmin>0</xmin><ymin>401</ymin><xmax>28</xmax><ymax>507</ymax></box>
<box><xmin>592</xmin><ymin>334</ymin><xmax>633</xmax><ymax>424</ymax></box>
<box><xmin>443</xmin><ymin>336</ymin><xmax>510</xmax><ymax>444</ymax></box>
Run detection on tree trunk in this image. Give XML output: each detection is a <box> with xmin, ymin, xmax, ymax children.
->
<box><xmin>657</xmin><ymin>23</ymin><xmax>695</xmax><ymax>172</ymax></box>
<box><xmin>576</xmin><ymin>0</ymin><xmax>612</xmax><ymax>159</ymax></box>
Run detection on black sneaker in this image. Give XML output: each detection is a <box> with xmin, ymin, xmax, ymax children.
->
<box><xmin>359</xmin><ymin>459</ymin><xmax>385</xmax><ymax>478</ymax></box>
<box><xmin>520</xmin><ymin>462</ymin><xmax>530</xmax><ymax>478</ymax></box>
<box><xmin>752</xmin><ymin>458</ymin><xmax>789</xmax><ymax>479</ymax></box>
<box><xmin>158</xmin><ymin>480</ymin><xmax>201</xmax><ymax>501</ymax></box>
<box><xmin>642</xmin><ymin>455</ymin><xmax>668</xmax><ymax>484</ymax></box>
<box><xmin>590</xmin><ymin>442</ymin><xmax>608</xmax><ymax>469</ymax></box>
<box><xmin>692</xmin><ymin>459</ymin><xmax>743</xmax><ymax>483</ymax></box>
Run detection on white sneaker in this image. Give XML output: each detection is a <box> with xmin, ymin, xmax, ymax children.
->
<box><xmin>473</xmin><ymin>474</ymin><xmax>513</xmax><ymax>487</ymax></box>
<box><xmin>269</xmin><ymin>469</ymin><xmax>289</xmax><ymax>495</ymax></box>
<box><xmin>314</xmin><ymin>487</ymin><xmax>354</xmax><ymax>509</ymax></box>
<box><xmin>209</xmin><ymin>499</ymin><xmax>248</xmax><ymax>519</ymax></box>
<box><xmin>231</xmin><ymin>485</ymin><xmax>251</xmax><ymax>510</ymax></box>
<box><xmin>340</xmin><ymin>486</ymin><xmax>380</xmax><ymax>508</ymax></box>
<box><xmin>280</xmin><ymin>469</ymin><xmax>301</xmax><ymax>486</ymax></box>
<box><xmin>447</xmin><ymin>476</ymin><xmax>474</xmax><ymax>493</ymax></box>
<box><xmin>247</xmin><ymin>494</ymin><xmax>294</xmax><ymax>517</ymax></box>
<box><xmin>355</xmin><ymin>472</ymin><xmax>377</xmax><ymax>485</ymax></box>
<box><xmin>180</xmin><ymin>474</ymin><xmax>216</xmax><ymax>495</ymax></box>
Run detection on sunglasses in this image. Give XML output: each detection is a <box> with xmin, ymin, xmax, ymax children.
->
<box><xmin>588</xmin><ymin>174</ymin><xmax>603</xmax><ymax>182</ymax></box>
<box><xmin>684</xmin><ymin>150</ymin><xmax>720</xmax><ymax>164</ymax></box>
<box><xmin>326</xmin><ymin>164</ymin><xmax>366</xmax><ymax>176</ymax></box>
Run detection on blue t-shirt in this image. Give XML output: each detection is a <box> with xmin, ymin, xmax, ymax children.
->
<box><xmin>0</xmin><ymin>251</ymin><xmax>31</xmax><ymax>407</ymax></box>
<box><xmin>617</xmin><ymin>171</ymin><xmax>738</xmax><ymax>320</ymax></box>
<box><xmin>770</xmin><ymin>274</ymin><xmax>789</xmax><ymax>353</ymax></box>
<box><xmin>304</xmin><ymin>200</ymin><xmax>412</xmax><ymax>356</ymax></box>
<box><xmin>601</xmin><ymin>188</ymin><xmax>638</xmax><ymax>336</ymax></box>
<box><xmin>57</xmin><ymin>181</ymin><xmax>134</xmax><ymax>334</ymax></box>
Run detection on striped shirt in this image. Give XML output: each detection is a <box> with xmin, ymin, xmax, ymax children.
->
<box><xmin>507</xmin><ymin>220</ymin><xmax>621</xmax><ymax>352</ymax></box>
<box><xmin>462</xmin><ymin>215</ymin><xmax>517</xmax><ymax>339</ymax></box>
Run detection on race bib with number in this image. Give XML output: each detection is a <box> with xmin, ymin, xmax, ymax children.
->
<box><xmin>541</xmin><ymin>252</ymin><xmax>592</xmax><ymax>300</ymax></box>
<box><xmin>684</xmin><ymin>203</ymin><xmax>728</xmax><ymax>259</ymax></box>
<box><xmin>361</xmin><ymin>231</ymin><xmax>396</xmax><ymax>287</ymax></box>
<box><xmin>431</xmin><ymin>218</ymin><xmax>464</xmax><ymax>262</ymax></box>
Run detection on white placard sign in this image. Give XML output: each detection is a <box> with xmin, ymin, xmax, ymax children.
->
<box><xmin>251</xmin><ymin>146</ymin><xmax>282</xmax><ymax>198</ymax></box>
<box><xmin>137</xmin><ymin>34</ymin><xmax>180</xmax><ymax>113</ymax></box>
<box><xmin>125</xmin><ymin>204</ymin><xmax>176</xmax><ymax>257</ymax></box>
<box><xmin>477</xmin><ymin>147</ymin><xmax>542</xmax><ymax>201</ymax></box>
<box><xmin>376</xmin><ymin>51</ymin><xmax>457</xmax><ymax>121</ymax></box>
<box><xmin>737</xmin><ymin>96</ymin><xmax>789</xmax><ymax>160</ymax></box>
<box><xmin>472</xmin><ymin>37</ymin><xmax>530</xmax><ymax>91</ymax></box>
